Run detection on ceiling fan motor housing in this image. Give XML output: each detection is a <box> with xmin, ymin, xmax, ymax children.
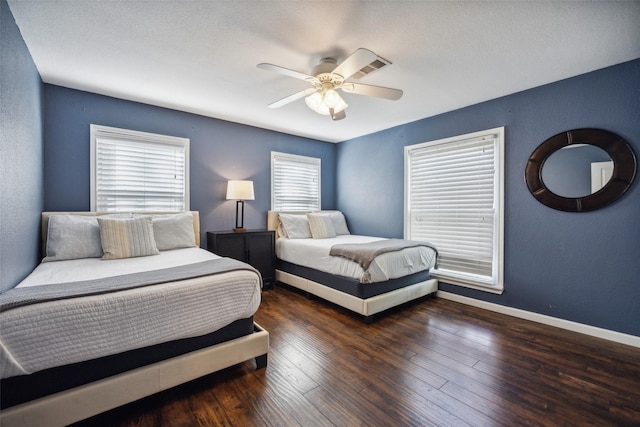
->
<box><xmin>312</xmin><ymin>58</ymin><xmax>337</xmax><ymax>75</ymax></box>
<box><xmin>311</xmin><ymin>58</ymin><xmax>344</xmax><ymax>87</ymax></box>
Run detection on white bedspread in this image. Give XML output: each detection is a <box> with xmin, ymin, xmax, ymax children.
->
<box><xmin>1</xmin><ymin>248</ymin><xmax>261</xmax><ymax>379</ymax></box>
<box><xmin>276</xmin><ymin>235</ymin><xmax>437</xmax><ymax>283</ymax></box>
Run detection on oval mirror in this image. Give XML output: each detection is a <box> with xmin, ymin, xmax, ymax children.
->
<box><xmin>525</xmin><ymin>128</ymin><xmax>637</xmax><ymax>212</ymax></box>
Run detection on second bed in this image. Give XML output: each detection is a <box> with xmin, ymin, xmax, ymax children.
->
<box><xmin>268</xmin><ymin>210</ymin><xmax>438</xmax><ymax>321</ymax></box>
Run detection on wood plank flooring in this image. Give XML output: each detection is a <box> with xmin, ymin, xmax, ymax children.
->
<box><xmin>75</xmin><ymin>284</ymin><xmax>640</xmax><ymax>426</ymax></box>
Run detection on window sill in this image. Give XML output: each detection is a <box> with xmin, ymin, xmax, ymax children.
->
<box><xmin>433</xmin><ymin>272</ymin><xmax>504</xmax><ymax>295</ymax></box>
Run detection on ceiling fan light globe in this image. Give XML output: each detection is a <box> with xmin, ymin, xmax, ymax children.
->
<box><xmin>334</xmin><ymin>98</ymin><xmax>348</xmax><ymax>113</ymax></box>
<box><xmin>315</xmin><ymin>103</ymin><xmax>331</xmax><ymax>115</ymax></box>
<box><xmin>305</xmin><ymin>90</ymin><xmax>348</xmax><ymax>116</ymax></box>
<box><xmin>305</xmin><ymin>91</ymin><xmax>331</xmax><ymax>115</ymax></box>
<box><xmin>304</xmin><ymin>92</ymin><xmax>323</xmax><ymax>111</ymax></box>
<box><xmin>323</xmin><ymin>89</ymin><xmax>341</xmax><ymax>108</ymax></box>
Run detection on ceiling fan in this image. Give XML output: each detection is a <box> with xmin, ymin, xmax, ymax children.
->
<box><xmin>257</xmin><ymin>48</ymin><xmax>403</xmax><ymax>121</ymax></box>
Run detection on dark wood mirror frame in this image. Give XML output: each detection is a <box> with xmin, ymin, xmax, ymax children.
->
<box><xmin>525</xmin><ymin>128</ymin><xmax>637</xmax><ymax>212</ymax></box>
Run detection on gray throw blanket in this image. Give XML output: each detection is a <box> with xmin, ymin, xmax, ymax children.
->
<box><xmin>0</xmin><ymin>257</ymin><xmax>260</xmax><ymax>313</ymax></box>
<box><xmin>329</xmin><ymin>239</ymin><xmax>438</xmax><ymax>283</ymax></box>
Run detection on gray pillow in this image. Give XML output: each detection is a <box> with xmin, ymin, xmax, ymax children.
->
<box><xmin>319</xmin><ymin>211</ymin><xmax>350</xmax><ymax>235</ymax></box>
<box><xmin>43</xmin><ymin>215</ymin><xmax>103</xmax><ymax>262</ymax></box>
<box><xmin>152</xmin><ymin>212</ymin><xmax>197</xmax><ymax>251</ymax></box>
<box><xmin>278</xmin><ymin>213</ymin><xmax>312</xmax><ymax>239</ymax></box>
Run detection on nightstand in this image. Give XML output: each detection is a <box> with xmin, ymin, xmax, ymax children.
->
<box><xmin>206</xmin><ymin>230</ymin><xmax>275</xmax><ymax>289</ymax></box>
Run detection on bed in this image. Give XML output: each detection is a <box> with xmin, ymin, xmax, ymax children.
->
<box><xmin>268</xmin><ymin>210</ymin><xmax>438</xmax><ymax>322</ymax></box>
<box><xmin>0</xmin><ymin>211</ymin><xmax>269</xmax><ymax>427</ymax></box>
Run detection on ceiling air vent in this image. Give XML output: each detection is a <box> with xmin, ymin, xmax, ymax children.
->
<box><xmin>350</xmin><ymin>56</ymin><xmax>392</xmax><ymax>80</ymax></box>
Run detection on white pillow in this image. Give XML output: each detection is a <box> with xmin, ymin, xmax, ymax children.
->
<box><xmin>152</xmin><ymin>212</ymin><xmax>196</xmax><ymax>251</ymax></box>
<box><xmin>98</xmin><ymin>216</ymin><xmax>160</xmax><ymax>260</ymax></box>
<box><xmin>43</xmin><ymin>215</ymin><xmax>103</xmax><ymax>262</ymax></box>
<box><xmin>276</xmin><ymin>222</ymin><xmax>288</xmax><ymax>239</ymax></box>
<box><xmin>307</xmin><ymin>214</ymin><xmax>337</xmax><ymax>239</ymax></box>
<box><xmin>278</xmin><ymin>213</ymin><xmax>312</xmax><ymax>239</ymax></box>
<box><xmin>320</xmin><ymin>211</ymin><xmax>350</xmax><ymax>235</ymax></box>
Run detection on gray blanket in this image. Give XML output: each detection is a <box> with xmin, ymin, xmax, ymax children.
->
<box><xmin>0</xmin><ymin>257</ymin><xmax>260</xmax><ymax>313</ymax></box>
<box><xmin>329</xmin><ymin>239</ymin><xmax>438</xmax><ymax>283</ymax></box>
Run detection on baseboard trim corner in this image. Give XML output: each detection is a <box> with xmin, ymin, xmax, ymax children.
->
<box><xmin>436</xmin><ymin>291</ymin><xmax>640</xmax><ymax>348</ymax></box>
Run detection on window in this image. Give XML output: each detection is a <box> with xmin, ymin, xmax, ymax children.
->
<box><xmin>90</xmin><ymin>125</ymin><xmax>189</xmax><ymax>212</ymax></box>
<box><xmin>271</xmin><ymin>152</ymin><xmax>321</xmax><ymax>211</ymax></box>
<box><xmin>405</xmin><ymin>127</ymin><xmax>504</xmax><ymax>293</ymax></box>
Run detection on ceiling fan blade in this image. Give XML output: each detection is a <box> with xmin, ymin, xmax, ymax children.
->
<box><xmin>330</xmin><ymin>109</ymin><xmax>346</xmax><ymax>121</ymax></box>
<box><xmin>332</xmin><ymin>48</ymin><xmax>377</xmax><ymax>80</ymax></box>
<box><xmin>257</xmin><ymin>63</ymin><xmax>315</xmax><ymax>82</ymax></box>
<box><xmin>341</xmin><ymin>83</ymin><xmax>403</xmax><ymax>101</ymax></box>
<box><xmin>268</xmin><ymin>88</ymin><xmax>318</xmax><ymax>109</ymax></box>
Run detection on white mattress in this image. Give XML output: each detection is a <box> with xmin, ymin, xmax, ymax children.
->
<box><xmin>1</xmin><ymin>248</ymin><xmax>261</xmax><ymax>379</ymax></box>
<box><xmin>276</xmin><ymin>235</ymin><xmax>437</xmax><ymax>283</ymax></box>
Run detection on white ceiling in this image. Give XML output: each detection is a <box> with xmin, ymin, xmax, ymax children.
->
<box><xmin>8</xmin><ymin>1</ymin><xmax>640</xmax><ymax>143</ymax></box>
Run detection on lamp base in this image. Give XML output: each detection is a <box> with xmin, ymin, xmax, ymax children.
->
<box><xmin>233</xmin><ymin>200</ymin><xmax>247</xmax><ymax>233</ymax></box>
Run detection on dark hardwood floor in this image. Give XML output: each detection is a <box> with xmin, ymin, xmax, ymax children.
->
<box><xmin>76</xmin><ymin>284</ymin><xmax>640</xmax><ymax>426</ymax></box>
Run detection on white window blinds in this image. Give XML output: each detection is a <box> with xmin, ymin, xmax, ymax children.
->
<box><xmin>271</xmin><ymin>152</ymin><xmax>321</xmax><ymax>211</ymax></box>
<box><xmin>405</xmin><ymin>127</ymin><xmax>504</xmax><ymax>292</ymax></box>
<box><xmin>91</xmin><ymin>125</ymin><xmax>190</xmax><ymax>212</ymax></box>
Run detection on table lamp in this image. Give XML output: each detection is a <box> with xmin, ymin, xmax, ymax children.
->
<box><xmin>226</xmin><ymin>180</ymin><xmax>254</xmax><ymax>232</ymax></box>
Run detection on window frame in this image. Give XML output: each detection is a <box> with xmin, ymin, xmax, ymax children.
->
<box><xmin>271</xmin><ymin>151</ymin><xmax>321</xmax><ymax>212</ymax></box>
<box><xmin>404</xmin><ymin>127</ymin><xmax>504</xmax><ymax>294</ymax></box>
<box><xmin>90</xmin><ymin>124</ymin><xmax>190</xmax><ymax>212</ymax></box>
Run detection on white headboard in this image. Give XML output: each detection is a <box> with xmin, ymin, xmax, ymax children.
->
<box><xmin>267</xmin><ymin>210</ymin><xmax>343</xmax><ymax>238</ymax></box>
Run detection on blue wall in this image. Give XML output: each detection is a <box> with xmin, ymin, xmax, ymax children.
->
<box><xmin>43</xmin><ymin>85</ymin><xmax>337</xmax><ymax>244</ymax></box>
<box><xmin>0</xmin><ymin>0</ymin><xmax>44</xmax><ymax>291</ymax></box>
<box><xmin>337</xmin><ymin>59</ymin><xmax>640</xmax><ymax>337</ymax></box>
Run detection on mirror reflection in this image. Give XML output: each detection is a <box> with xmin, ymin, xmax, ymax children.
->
<box><xmin>541</xmin><ymin>144</ymin><xmax>613</xmax><ymax>198</ymax></box>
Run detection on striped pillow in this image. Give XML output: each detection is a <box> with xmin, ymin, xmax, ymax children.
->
<box><xmin>98</xmin><ymin>216</ymin><xmax>160</xmax><ymax>260</ymax></box>
<box><xmin>307</xmin><ymin>214</ymin><xmax>337</xmax><ymax>239</ymax></box>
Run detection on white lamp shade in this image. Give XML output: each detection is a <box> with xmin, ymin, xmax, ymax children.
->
<box><xmin>226</xmin><ymin>180</ymin><xmax>255</xmax><ymax>200</ymax></box>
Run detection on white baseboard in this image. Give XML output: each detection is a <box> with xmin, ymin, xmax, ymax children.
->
<box><xmin>436</xmin><ymin>291</ymin><xmax>640</xmax><ymax>349</ymax></box>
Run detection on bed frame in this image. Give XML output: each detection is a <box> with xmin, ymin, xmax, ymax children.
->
<box><xmin>0</xmin><ymin>211</ymin><xmax>269</xmax><ymax>427</ymax></box>
<box><xmin>267</xmin><ymin>211</ymin><xmax>437</xmax><ymax>321</ymax></box>
<box><xmin>1</xmin><ymin>324</ymin><xmax>269</xmax><ymax>427</ymax></box>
